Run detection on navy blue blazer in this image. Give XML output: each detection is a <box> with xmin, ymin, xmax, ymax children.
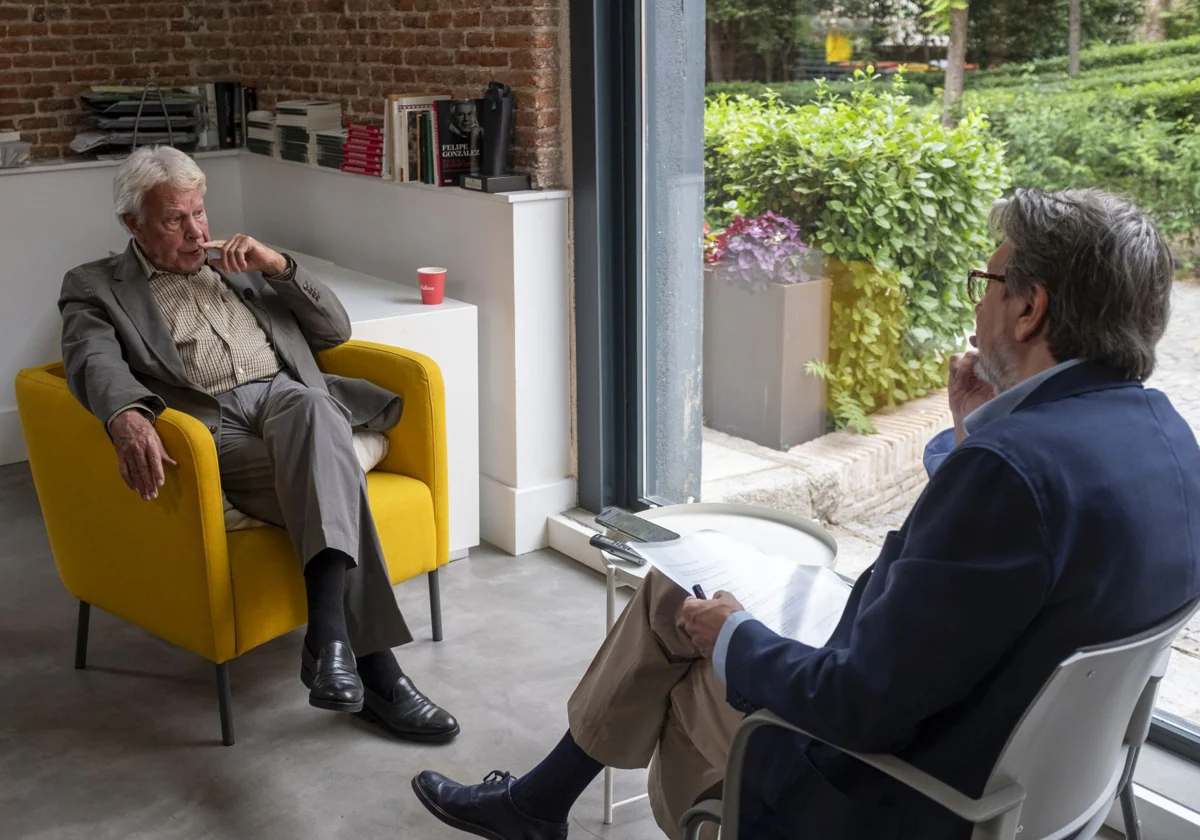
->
<box><xmin>723</xmin><ymin>362</ymin><xmax>1200</xmax><ymax>840</ymax></box>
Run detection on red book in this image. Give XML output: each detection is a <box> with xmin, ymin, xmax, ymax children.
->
<box><xmin>343</xmin><ymin>141</ymin><xmax>384</xmax><ymax>155</ymax></box>
<box><xmin>341</xmin><ymin>164</ymin><xmax>383</xmax><ymax>176</ymax></box>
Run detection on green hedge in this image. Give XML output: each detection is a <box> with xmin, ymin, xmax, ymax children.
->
<box><xmin>706</xmin><ymin>76</ymin><xmax>1009</xmax><ymax>430</ymax></box>
<box><xmin>973</xmin><ymin>33</ymin><xmax>1200</xmax><ymax>80</ymax></box>
<box><xmin>971</xmin><ymin>91</ymin><xmax>1200</xmax><ymax>242</ymax></box>
<box><xmin>706</xmin><ymin>76</ymin><xmax>937</xmax><ymax>109</ymax></box>
<box><xmin>970</xmin><ymin>55</ymin><xmax>1200</xmax><ymax>93</ymax></box>
<box><xmin>968</xmin><ymin>77</ymin><xmax>1200</xmax><ymax>127</ymax></box>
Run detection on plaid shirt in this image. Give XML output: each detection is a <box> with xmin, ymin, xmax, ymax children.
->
<box><xmin>132</xmin><ymin>241</ymin><xmax>282</xmax><ymax>396</ymax></box>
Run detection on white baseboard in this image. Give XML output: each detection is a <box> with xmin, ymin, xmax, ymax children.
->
<box><xmin>0</xmin><ymin>407</ymin><xmax>26</xmax><ymax>466</ymax></box>
<box><xmin>547</xmin><ymin>511</ymin><xmax>608</xmax><ymax>575</ymax></box>
<box><xmin>480</xmin><ymin>474</ymin><xmax>577</xmax><ymax>555</ymax></box>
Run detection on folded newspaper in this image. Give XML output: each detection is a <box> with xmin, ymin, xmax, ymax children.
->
<box><xmin>634</xmin><ymin>530</ymin><xmax>852</xmax><ymax>648</ymax></box>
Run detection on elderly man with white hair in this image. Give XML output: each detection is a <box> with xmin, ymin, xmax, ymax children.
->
<box><xmin>57</xmin><ymin>145</ymin><xmax>459</xmax><ymax>743</ymax></box>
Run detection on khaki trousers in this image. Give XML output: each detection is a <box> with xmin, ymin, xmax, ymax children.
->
<box><xmin>567</xmin><ymin>569</ymin><xmax>743</xmax><ymax>840</ymax></box>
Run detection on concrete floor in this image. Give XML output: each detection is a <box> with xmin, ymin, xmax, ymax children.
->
<box><xmin>0</xmin><ymin>462</ymin><xmax>658</xmax><ymax>840</ymax></box>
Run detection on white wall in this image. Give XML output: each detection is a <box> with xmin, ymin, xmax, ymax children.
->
<box><xmin>0</xmin><ymin>152</ymin><xmax>243</xmax><ymax>464</ymax></box>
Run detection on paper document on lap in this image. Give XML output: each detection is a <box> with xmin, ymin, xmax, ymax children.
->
<box><xmin>637</xmin><ymin>530</ymin><xmax>851</xmax><ymax>648</ymax></box>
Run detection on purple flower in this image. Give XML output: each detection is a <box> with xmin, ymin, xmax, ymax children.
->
<box><xmin>706</xmin><ymin>212</ymin><xmax>815</xmax><ymax>291</ymax></box>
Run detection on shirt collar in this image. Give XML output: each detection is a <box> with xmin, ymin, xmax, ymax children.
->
<box><xmin>130</xmin><ymin>239</ymin><xmax>210</xmax><ymax>280</ymax></box>
<box><xmin>130</xmin><ymin>239</ymin><xmax>161</xmax><ymax>279</ymax></box>
<box><xmin>964</xmin><ymin>358</ymin><xmax>1086</xmax><ymax>434</ymax></box>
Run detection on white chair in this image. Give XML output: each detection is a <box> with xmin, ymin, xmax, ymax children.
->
<box><xmin>682</xmin><ymin>596</ymin><xmax>1200</xmax><ymax>840</ymax></box>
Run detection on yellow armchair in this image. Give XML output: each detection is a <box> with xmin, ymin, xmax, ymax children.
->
<box><xmin>14</xmin><ymin>340</ymin><xmax>449</xmax><ymax>745</ymax></box>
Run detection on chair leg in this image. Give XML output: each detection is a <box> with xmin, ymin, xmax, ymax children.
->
<box><xmin>428</xmin><ymin>568</ymin><xmax>444</xmax><ymax>642</ymax></box>
<box><xmin>216</xmin><ymin>662</ymin><xmax>234</xmax><ymax>746</ymax></box>
<box><xmin>74</xmin><ymin>601</ymin><xmax>91</xmax><ymax>669</ymax></box>
<box><xmin>1120</xmin><ymin>780</ymin><xmax>1142</xmax><ymax>840</ymax></box>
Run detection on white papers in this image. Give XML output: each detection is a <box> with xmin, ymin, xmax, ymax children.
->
<box><xmin>636</xmin><ymin>531</ymin><xmax>852</xmax><ymax>648</ymax></box>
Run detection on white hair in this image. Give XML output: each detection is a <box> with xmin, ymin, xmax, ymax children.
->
<box><xmin>113</xmin><ymin>145</ymin><xmax>207</xmax><ymax>231</ymax></box>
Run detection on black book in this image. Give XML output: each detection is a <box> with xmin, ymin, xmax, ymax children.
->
<box><xmin>214</xmin><ymin>81</ymin><xmax>243</xmax><ymax>149</ymax></box>
<box><xmin>434</xmin><ymin>99</ymin><xmax>484</xmax><ymax>186</ymax></box>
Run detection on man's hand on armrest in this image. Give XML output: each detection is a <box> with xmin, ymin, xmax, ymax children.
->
<box><xmin>109</xmin><ymin>409</ymin><xmax>177</xmax><ymax>502</ymax></box>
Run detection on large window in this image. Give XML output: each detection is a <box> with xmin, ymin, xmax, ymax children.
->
<box><xmin>573</xmin><ymin>0</ymin><xmax>1200</xmax><ymax>769</ymax></box>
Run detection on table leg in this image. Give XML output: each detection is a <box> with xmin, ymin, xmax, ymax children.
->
<box><xmin>604</xmin><ymin>564</ymin><xmax>616</xmax><ymax>824</ymax></box>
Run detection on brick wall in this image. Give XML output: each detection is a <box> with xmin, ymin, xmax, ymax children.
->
<box><xmin>0</xmin><ymin>2</ymin><xmax>237</xmax><ymax>160</ymax></box>
<box><xmin>1</xmin><ymin>0</ymin><xmax>568</xmax><ymax>187</ymax></box>
<box><xmin>229</xmin><ymin>1</ymin><xmax>566</xmax><ymax>187</ymax></box>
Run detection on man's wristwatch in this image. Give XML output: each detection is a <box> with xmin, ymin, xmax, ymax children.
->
<box><xmin>265</xmin><ymin>253</ymin><xmax>296</xmax><ymax>281</ymax></box>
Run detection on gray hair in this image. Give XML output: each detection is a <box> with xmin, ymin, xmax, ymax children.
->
<box><xmin>988</xmin><ymin>188</ymin><xmax>1173</xmax><ymax>381</ymax></box>
<box><xmin>113</xmin><ymin>145</ymin><xmax>207</xmax><ymax>231</ymax></box>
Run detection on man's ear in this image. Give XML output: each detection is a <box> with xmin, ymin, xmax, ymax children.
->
<box><xmin>1015</xmin><ymin>284</ymin><xmax>1050</xmax><ymax>342</ymax></box>
<box><xmin>121</xmin><ymin>213</ymin><xmax>140</xmax><ymax>238</ymax></box>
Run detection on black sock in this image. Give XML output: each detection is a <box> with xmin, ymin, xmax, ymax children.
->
<box><xmin>509</xmin><ymin>731</ymin><xmax>603</xmax><ymax>824</ymax></box>
<box><xmin>356</xmin><ymin>648</ymin><xmax>405</xmax><ymax>697</ymax></box>
<box><xmin>303</xmin><ymin>549</ymin><xmax>350</xmax><ymax>653</ymax></box>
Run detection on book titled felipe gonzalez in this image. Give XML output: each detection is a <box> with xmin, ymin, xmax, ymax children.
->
<box><xmin>434</xmin><ymin>98</ymin><xmax>485</xmax><ymax>186</ymax></box>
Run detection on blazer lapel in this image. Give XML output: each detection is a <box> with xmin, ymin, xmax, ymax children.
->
<box><xmin>111</xmin><ymin>242</ymin><xmax>189</xmax><ymax>385</ymax></box>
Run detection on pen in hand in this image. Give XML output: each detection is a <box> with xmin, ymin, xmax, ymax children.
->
<box><xmin>692</xmin><ymin>584</ymin><xmax>706</xmax><ymax>600</ymax></box>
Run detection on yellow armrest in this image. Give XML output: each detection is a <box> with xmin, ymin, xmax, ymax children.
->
<box><xmin>14</xmin><ymin>364</ymin><xmax>236</xmax><ymax>663</ymax></box>
<box><xmin>318</xmin><ymin>340</ymin><xmax>449</xmax><ymax>568</ymax></box>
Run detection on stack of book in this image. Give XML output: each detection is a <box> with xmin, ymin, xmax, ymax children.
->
<box><xmin>341</xmin><ymin>123</ymin><xmax>384</xmax><ymax>176</ymax></box>
<box><xmin>246</xmin><ymin>110</ymin><xmax>276</xmax><ymax>157</ymax></box>
<box><xmin>275</xmin><ymin>100</ymin><xmax>343</xmax><ymax>164</ymax></box>
<box><xmin>315</xmin><ymin>127</ymin><xmax>347</xmax><ymax>169</ymax></box>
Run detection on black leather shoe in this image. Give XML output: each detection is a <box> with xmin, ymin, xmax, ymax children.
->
<box><xmin>300</xmin><ymin>641</ymin><xmax>364</xmax><ymax>713</ymax></box>
<box><xmin>412</xmin><ymin>770</ymin><xmax>568</xmax><ymax>840</ymax></box>
<box><xmin>358</xmin><ymin>676</ymin><xmax>461</xmax><ymax>743</ymax></box>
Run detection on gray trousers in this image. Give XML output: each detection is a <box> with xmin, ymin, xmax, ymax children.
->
<box><xmin>215</xmin><ymin>371</ymin><xmax>412</xmax><ymax>655</ymax></box>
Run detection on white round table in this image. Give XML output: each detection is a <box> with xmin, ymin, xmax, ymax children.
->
<box><xmin>597</xmin><ymin>502</ymin><xmax>838</xmax><ymax>824</ymax></box>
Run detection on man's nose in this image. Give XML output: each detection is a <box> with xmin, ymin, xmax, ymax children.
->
<box><xmin>183</xmin><ymin>216</ymin><xmax>203</xmax><ymax>239</ymax></box>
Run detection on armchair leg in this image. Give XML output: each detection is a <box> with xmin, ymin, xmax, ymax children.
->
<box><xmin>216</xmin><ymin>662</ymin><xmax>234</xmax><ymax>746</ymax></box>
<box><xmin>74</xmin><ymin>601</ymin><xmax>91</xmax><ymax>669</ymax></box>
<box><xmin>428</xmin><ymin>568</ymin><xmax>443</xmax><ymax>642</ymax></box>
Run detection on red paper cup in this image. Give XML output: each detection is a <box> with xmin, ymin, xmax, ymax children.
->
<box><xmin>418</xmin><ymin>266</ymin><xmax>446</xmax><ymax>305</ymax></box>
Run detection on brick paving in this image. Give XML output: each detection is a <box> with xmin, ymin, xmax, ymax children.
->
<box><xmin>825</xmin><ymin>281</ymin><xmax>1200</xmax><ymax>725</ymax></box>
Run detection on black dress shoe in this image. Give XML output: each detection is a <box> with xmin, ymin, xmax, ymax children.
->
<box><xmin>358</xmin><ymin>676</ymin><xmax>461</xmax><ymax>743</ymax></box>
<box><xmin>412</xmin><ymin>770</ymin><xmax>567</xmax><ymax>840</ymax></box>
<box><xmin>300</xmin><ymin>641</ymin><xmax>364</xmax><ymax>713</ymax></box>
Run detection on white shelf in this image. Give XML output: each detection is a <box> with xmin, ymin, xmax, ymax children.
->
<box><xmin>0</xmin><ymin>148</ymin><xmax>241</xmax><ymax>177</ymax></box>
<box><xmin>244</xmin><ymin>151</ymin><xmax>569</xmax><ymax>204</ymax></box>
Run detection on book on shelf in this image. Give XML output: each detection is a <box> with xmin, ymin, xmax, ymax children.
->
<box><xmin>434</xmin><ymin>98</ymin><xmax>484</xmax><ymax>186</ymax></box>
<box><xmin>214</xmin><ymin>81</ymin><xmax>245</xmax><ymax>149</ymax></box>
<box><xmin>383</xmin><ymin>93</ymin><xmax>449</xmax><ymax>183</ymax></box>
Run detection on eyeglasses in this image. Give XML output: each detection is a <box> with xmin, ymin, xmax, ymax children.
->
<box><xmin>967</xmin><ymin>269</ymin><xmax>1006</xmax><ymax>303</ymax></box>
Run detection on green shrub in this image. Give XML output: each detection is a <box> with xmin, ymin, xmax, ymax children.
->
<box><xmin>970</xmin><ymin>88</ymin><xmax>1200</xmax><ymax>243</ymax></box>
<box><xmin>706</xmin><ymin>76</ymin><xmax>937</xmax><ymax>109</ymax></box>
<box><xmin>970</xmin><ymin>54</ymin><xmax>1200</xmax><ymax>93</ymax></box>
<box><xmin>974</xmin><ymin>33</ymin><xmax>1200</xmax><ymax>79</ymax></box>
<box><xmin>706</xmin><ymin>73</ymin><xmax>1009</xmax><ymax>430</ymax></box>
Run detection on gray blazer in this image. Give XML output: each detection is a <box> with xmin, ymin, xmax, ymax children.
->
<box><xmin>58</xmin><ymin>241</ymin><xmax>402</xmax><ymax>439</ymax></box>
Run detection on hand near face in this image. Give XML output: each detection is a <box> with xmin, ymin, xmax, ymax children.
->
<box><xmin>202</xmin><ymin>235</ymin><xmax>287</xmax><ymax>277</ymax></box>
<box><xmin>949</xmin><ymin>352</ymin><xmax>996</xmax><ymax>443</ymax></box>
<box><xmin>681</xmin><ymin>590</ymin><xmax>746</xmax><ymax>658</ymax></box>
